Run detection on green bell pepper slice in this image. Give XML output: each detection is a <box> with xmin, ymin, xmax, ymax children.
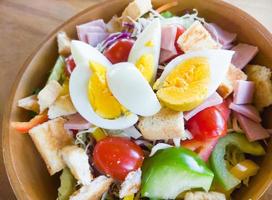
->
<box><xmin>210</xmin><ymin>133</ymin><xmax>265</xmax><ymax>191</ymax></box>
<box><xmin>57</xmin><ymin>168</ymin><xmax>77</xmax><ymax>200</ymax></box>
<box><xmin>47</xmin><ymin>56</ymin><xmax>66</xmax><ymax>84</ymax></box>
<box><xmin>141</xmin><ymin>147</ymin><xmax>214</xmax><ymax>199</ymax></box>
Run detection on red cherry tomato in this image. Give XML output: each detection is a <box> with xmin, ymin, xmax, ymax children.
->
<box><xmin>65</xmin><ymin>56</ymin><xmax>76</xmax><ymax>76</ymax></box>
<box><xmin>181</xmin><ymin>137</ymin><xmax>219</xmax><ymax>161</ymax></box>
<box><xmin>175</xmin><ymin>26</ymin><xmax>185</xmax><ymax>54</ymax></box>
<box><xmin>93</xmin><ymin>137</ymin><xmax>144</xmax><ymax>181</ymax></box>
<box><xmin>103</xmin><ymin>39</ymin><xmax>134</xmax><ymax>64</ymax></box>
<box><xmin>215</xmin><ymin>99</ymin><xmax>231</xmax><ymax>121</ymax></box>
<box><xmin>186</xmin><ymin>103</ymin><xmax>227</xmax><ymax>140</ymax></box>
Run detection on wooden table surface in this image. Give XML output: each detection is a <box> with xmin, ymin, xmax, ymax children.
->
<box><xmin>0</xmin><ymin>0</ymin><xmax>272</xmax><ymax>199</ymax></box>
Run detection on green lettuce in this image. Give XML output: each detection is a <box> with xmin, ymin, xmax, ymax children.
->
<box><xmin>57</xmin><ymin>168</ymin><xmax>77</xmax><ymax>200</ymax></box>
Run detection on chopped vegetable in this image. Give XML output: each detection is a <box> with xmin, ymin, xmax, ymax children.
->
<box><xmin>93</xmin><ymin>137</ymin><xmax>144</xmax><ymax>181</ymax></box>
<box><xmin>161</xmin><ymin>11</ymin><xmax>174</xmax><ymax>18</ymax></box>
<box><xmin>11</xmin><ymin>113</ymin><xmax>48</xmax><ymax>133</ymax></box>
<box><xmin>186</xmin><ymin>103</ymin><xmax>227</xmax><ymax>140</ymax></box>
<box><xmin>57</xmin><ymin>168</ymin><xmax>77</xmax><ymax>200</ymax></box>
<box><xmin>123</xmin><ymin>195</ymin><xmax>134</xmax><ymax>200</ymax></box>
<box><xmin>230</xmin><ymin>159</ymin><xmax>259</xmax><ymax>181</ymax></box>
<box><xmin>181</xmin><ymin>137</ymin><xmax>219</xmax><ymax>161</ymax></box>
<box><xmin>103</xmin><ymin>39</ymin><xmax>134</xmax><ymax>64</ymax></box>
<box><xmin>47</xmin><ymin>56</ymin><xmax>66</xmax><ymax>83</ymax></box>
<box><xmin>92</xmin><ymin>127</ymin><xmax>107</xmax><ymax>141</ymax></box>
<box><xmin>210</xmin><ymin>133</ymin><xmax>265</xmax><ymax>191</ymax></box>
<box><xmin>141</xmin><ymin>147</ymin><xmax>214</xmax><ymax>199</ymax></box>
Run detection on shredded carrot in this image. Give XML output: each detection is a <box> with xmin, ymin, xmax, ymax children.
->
<box><xmin>11</xmin><ymin>113</ymin><xmax>48</xmax><ymax>133</ymax></box>
<box><xmin>156</xmin><ymin>1</ymin><xmax>178</xmax><ymax>13</ymax></box>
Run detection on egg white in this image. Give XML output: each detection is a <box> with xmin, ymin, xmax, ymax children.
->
<box><xmin>69</xmin><ymin>40</ymin><xmax>139</xmax><ymax>129</ymax></box>
<box><xmin>155</xmin><ymin>49</ymin><xmax>235</xmax><ymax>98</ymax></box>
<box><xmin>107</xmin><ymin>62</ymin><xmax>161</xmax><ymax>117</ymax></box>
<box><xmin>128</xmin><ymin>18</ymin><xmax>161</xmax><ymax>84</ymax></box>
<box><xmin>71</xmin><ymin>40</ymin><xmax>111</xmax><ymax>69</ymax></box>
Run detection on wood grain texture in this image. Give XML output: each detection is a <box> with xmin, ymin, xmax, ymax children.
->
<box><xmin>0</xmin><ymin>0</ymin><xmax>271</xmax><ymax>199</ymax></box>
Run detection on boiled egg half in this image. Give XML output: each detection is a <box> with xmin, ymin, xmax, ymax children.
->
<box><xmin>69</xmin><ymin>40</ymin><xmax>160</xmax><ymax>130</ymax></box>
<box><xmin>128</xmin><ymin>18</ymin><xmax>161</xmax><ymax>84</ymax></box>
<box><xmin>153</xmin><ymin>49</ymin><xmax>234</xmax><ymax>111</ymax></box>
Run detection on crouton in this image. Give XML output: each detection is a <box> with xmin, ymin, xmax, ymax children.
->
<box><xmin>70</xmin><ymin>176</ymin><xmax>113</xmax><ymax>200</ymax></box>
<box><xmin>57</xmin><ymin>31</ymin><xmax>71</xmax><ymax>56</ymax></box>
<box><xmin>119</xmin><ymin>169</ymin><xmax>141</xmax><ymax>198</ymax></box>
<box><xmin>138</xmin><ymin>108</ymin><xmax>185</xmax><ymax>140</ymax></box>
<box><xmin>38</xmin><ymin>80</ymin><xmax>62</xmax><ymax>113</ymax></box>
<box><xmin>17</xmin><ymin>94</ymin><xmax>39</xmax><ymax>113</ymax></box>
<box><xmin>60</xmin><ymin>145</ymin><xmax>93</xmax><ymax>185</ymax></box>
<box><xmin>48</xmin><ymin>95</ymin><xmax>76</xmax><ymax>119</ymax></box>
<box><xmin>29</xmin><ymin>118</ymin><xmax>73</xmax><ymax>175</ymax></box>
<box><xmin>184</xmin><ymin>191</ymin><xmax>226</xmax><ymax>200</ymax></box>
<box><xmin>120</xmin><ymin>0</ymin><xmax>152</xmax><ymax>22</ymax></box>
<box><xmin>177</xmin><ymin>21</ymin><xmax>221</xmax><ymax>52</ymax></box>
<box><xmin>106</xmin><ymin>15</ymin><xmax>122</xmax><ymax>33</ymax></box>
<box><xmin>245</xmin><ymin>64</ymin><xmax>272</xmax><ymax>111</ymax></box>
<box><xmin>217</xmin><ymin>64</ymin><xmax>247</xmax><ymax>98</ymax></box>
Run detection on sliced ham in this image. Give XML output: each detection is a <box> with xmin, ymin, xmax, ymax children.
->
<box><xmin>64</xmin><ymin>113</ymin><xmax>92</xmax><ymax>130</ymax></box>
<box><xmin>229</xmin><ymin>103</ymin><xmax>261</xmax><ymax>123</ymax></box>
<box><xmin>233</xmin><ymin>80</ymin><xmax>254</xmax><ymax>104</ymax></box>
<box><xmin>204</xmin><ymin>23</ymin><xmax>237</xmax><ymax>46</ymax></box>
<box><xmin>78</xmin><ymin>19</ymin><xmax>106</xmax><ymax>31</ymax></box>
<box><xmin>77</xmin><ymin>25</ymin><xmax>105</xmax><ymax>43</ymax></box>
<box><xmin>76</xmin><ymin>19</ymin><xmax>107</xmax><ymax>45</ymax></box>
<box><xmin>184</xmin><ymin>93</ymin><xmax>223</xmax><ymax>120</ymax></box>
<box><xmin>231</xmin><ymin>43</ymin><xmax>259</xmax><ymax>69</ymax></box>
<box><xmin>159</xmin><ymin>48</ymin><xmax>177</xmax><ymax>64</ymax></box>
<box><xmin>235</xmin><ymin>112</ymin><xmax>269</xmax><ymax>141</ymax></box>
<box><xmin>161</xmin><ymin>25</ymin><xmax>177</xmax><ymax>52</ymax></box>
<box><xmin>86</xmin><ymin>32</ymin><xmax>109</xmax><ymax>47</ymax></box>
<box><xmin>222</xmin><ymin>43</ymin><xmax>234</xmax><ymax>50</ymax></box>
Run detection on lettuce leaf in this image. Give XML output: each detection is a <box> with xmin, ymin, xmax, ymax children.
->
<box><xmin>57</xmin><ymin>168</ymin><xmax>77</xmax><ymax>200</ymax></box>
<box><xmin>47</xmin><ymin>56</ymin><xmax>66</xmax><ymax>84</ymax></box>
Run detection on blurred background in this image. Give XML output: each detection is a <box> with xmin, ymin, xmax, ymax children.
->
<box><xmin>0</xmin><ymin>0</ymin><xmax>271</xmax><ymax>199</ymax></box>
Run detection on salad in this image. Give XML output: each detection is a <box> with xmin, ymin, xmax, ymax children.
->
<box><xmin>11</xmin><ymin>0</ymin><xmax>272</xmax><ymax>199</ymax></box>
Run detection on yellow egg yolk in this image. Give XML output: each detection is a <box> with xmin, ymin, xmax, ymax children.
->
<box><xmin>135</xmin><ymin>54</ymin><xmax>154</xmax><ymax>83</ymax></box>
<box><xmin>88</xmin><ymin>62</ymin><xmax>123</xmax><ymax>119</ymax></box>
<box><xmin>156</xmin><ymin>57</ymin><xmax>210</xmax><ymax>111</ymax></box>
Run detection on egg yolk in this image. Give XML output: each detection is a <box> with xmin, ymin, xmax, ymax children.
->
<box><xmin>88</xmin><ymin>62</ymin><xmax>123</xmax><ymax>119</ymax></box>
<box><xmin>156</xmin><ymin>57</ymin><xmax>210</xmax><ymax>111</ymax></box>
<box><xmin>135</xmin><ymin>54</ymin><xmax>154</xmax><ymax>83</ymax></box>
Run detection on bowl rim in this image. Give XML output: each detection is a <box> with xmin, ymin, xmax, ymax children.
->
<box><xmin>2</xmin><ymin>0</ymin><xmax>272</xmax><ymax>199</ymax></box>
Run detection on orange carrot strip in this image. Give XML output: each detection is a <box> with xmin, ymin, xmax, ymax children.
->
<box><xmin>156</xmin><ymin>1</ymin><xmax>178</xmax><ymax>13</ymax></box>
<box><xmin>11</xmin><ymin>113</ymin><xmax>48</xmax><ymax>133</ymax></box>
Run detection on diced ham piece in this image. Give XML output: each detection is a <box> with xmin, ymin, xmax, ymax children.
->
<box><xmin>64</xmin><ymin>113</ymin><xmax>92</xmax><ymax>130</ymax></box>
<box><xmin>204</xmin><ymin>23</ymin><xmax>237</xmax><ymax>46</ymax></box>
<box><xmin>184</xmin><ymin>93</ymin><xmax>223</xmax><ymax>120</ymax></box>
<box><xmin>161</xmin><ymin>25</ymin><xmax>177</xmax><ymax>51</ymax></box>
<box><xmin>231</xmin><ymin>43</ymin><xmax>259</xmax><ymax>69</ymax></box>
<box><xmin>235</xmin><ymin>112</ymin><xmax>269</xmax><ymax>141</ymax></box>
<box><xmin>159</xmin><ymin>49</ymin><xmax>177</xmax><ymax>64</ymax></box>
<box><xmin>233</xmin><ymin>80</ymin><xmax>254</xmax><ymax>104</ymax></box>
<box><xmin>222</xmin><ymin>43</ymin><xmax>234</xmax><ymax>50</ymax></box>
<box><xmin>86</xmin><ymin>32</ymin><xmax>109</xmax><ymax>47</ymax></box>
<box><xmin>76</xmin><ymin>19</ymin><xmax>108</xmax><ymax>46</ymax></box>
<box><xmin>229</xmin><ymin>103</ymin><xmax>261</xmax><ymax>123</ymax></box>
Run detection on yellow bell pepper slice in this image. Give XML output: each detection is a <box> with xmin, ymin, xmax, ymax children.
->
<box><xmin>230</xmin><ymin>159</ymin><xmax>259</xmax><ymax>180</ymax></box>
<box><xmin>92</xmin><ymin>128</ymin><xmax>107</xmax><ymax>141</ymax></box>
<box><xmin>123</xmin><ymin>194</ymin><xmax>134</xmax><ymax>200</ymax></box>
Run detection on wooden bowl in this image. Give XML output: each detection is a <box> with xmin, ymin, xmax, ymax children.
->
<box><xmin>2</xmin><ymin>0</ymin><xmax>272</xmax><ymax>199</ymax></box>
